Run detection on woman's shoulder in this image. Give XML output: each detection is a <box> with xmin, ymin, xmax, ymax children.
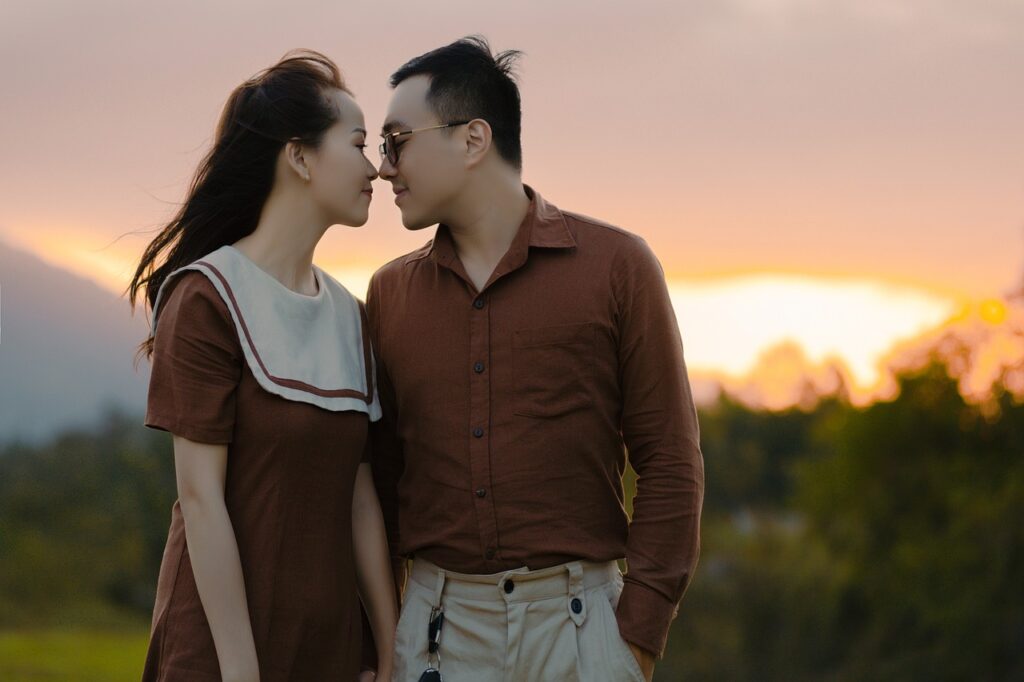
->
<box><xmin>154</xmin><ymin>269</ymin><xmax>234</xmax><ymax>337</ymax></box>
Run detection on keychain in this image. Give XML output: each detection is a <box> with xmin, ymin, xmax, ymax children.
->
<box><xmin>417</xmin><ymin>605</ymin><xmax>445</xmax><ymax>682</ymax></box>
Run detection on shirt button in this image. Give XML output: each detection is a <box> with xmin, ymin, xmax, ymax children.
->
<box><xmin>473</xmin><ymin>297</ymin><xmax>485</xmax><ymax>309</ymax></box>
<box><xmin>473</xmin><ymin>361</ymin><xmax>485</xmax><ymax>373</ymax></box>
<box><xmin>473</xmin><ymin>427</ymin><xmax>484</xmax><ymax>438</ymax></box>
<box><xmin>571</xmin><ymin>598</ymin><xmax>583</xmax><ymax>614</ymax></box>
<box><xmin>504</xmin><ymin>579</ymin><xmax>515</xmax><ymax>594</ymax></box>
<box><xmin>485</xmin><ymin>548</ymin><xmax>496</xmax><ymax>559</ymax></box>
<box><xmin>475</xmin><ymin>488</ymin><xmax>487</xmax><ymax>498</ymax></box>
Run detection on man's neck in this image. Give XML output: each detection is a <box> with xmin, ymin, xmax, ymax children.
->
<box><xmin>444</xmin><ymin>175</ymin><xmax>531</xmax><ymax>272</ymax></box>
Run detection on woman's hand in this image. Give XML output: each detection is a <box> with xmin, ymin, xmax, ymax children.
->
<box><xmin>357</xmin><ymin>659</ymin><xmax>393</xmax><ymax>682</ymax></box>
<box><xmin>375</xmin><ymin>659</ymin><xmax>394</xmax><ymax>681</ymax></box>
<box><xmin>353</xmin><ymin>463</ymin><xmax>399</xmax><ymax>682</ymax></box>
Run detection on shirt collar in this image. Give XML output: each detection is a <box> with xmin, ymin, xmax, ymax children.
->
<box><xmin>425</xmin><ymin>185</ymin><xmax>576</xmax><ymax>273</ymax></box>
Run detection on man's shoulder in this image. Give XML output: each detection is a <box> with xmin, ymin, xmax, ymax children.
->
<box><xmin>370</xmin><ymin>239</ymin><xmax>435</xmax><ymax>288</ymax></box>
<box><xmin>560</xmin><ymin>209</ymin><xmax>653</xmax><ymax>259</ymax></box>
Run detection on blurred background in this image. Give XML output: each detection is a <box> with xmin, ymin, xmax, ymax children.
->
<box><xmin>1</xmin><ymin>1</ymin><xmax>1022</xmax><ymax>679</ymax></box>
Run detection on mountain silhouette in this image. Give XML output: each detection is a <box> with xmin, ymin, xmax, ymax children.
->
<box><xmin>0</xmin><ymin>240</ymin><xmax>150</xmax><ymax>444</ymax></box>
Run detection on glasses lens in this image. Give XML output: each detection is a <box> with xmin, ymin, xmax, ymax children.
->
<box><xmin>386</xmin><ymin>136</ymin><xmax>399</xmax><ymax>165</ymax></box>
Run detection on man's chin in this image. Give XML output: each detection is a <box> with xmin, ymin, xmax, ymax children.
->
<box><xmin>400</xmin><ymin>211</ymin><xmax>437</xmax><ymax>231</ymax></box>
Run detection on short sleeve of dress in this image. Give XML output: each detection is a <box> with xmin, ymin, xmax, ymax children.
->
<box><xmin>145</xmin><ymin>271</ymin><xmax>242</xmax><ymax>444</ymax></box>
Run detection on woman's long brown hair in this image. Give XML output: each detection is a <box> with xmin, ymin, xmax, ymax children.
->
<box><xmin>127</xmin><ymin>49</ymin><xmax>349</xmax><ymax>362</ymax></box>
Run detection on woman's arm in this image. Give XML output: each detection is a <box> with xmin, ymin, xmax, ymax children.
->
<box><xmin>173</xmin><ymin>434</ymin><xmax>260</xmax><ymax>682</ymax></box>
<box><xmin>353</xmin><ymin>462</ymin><xmax>399</xmax><ymax>680</ymax></box>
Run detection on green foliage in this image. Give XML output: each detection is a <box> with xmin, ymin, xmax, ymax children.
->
<box><xmin>658</xmin><ymin>356</ymin><xmax>1024</xmax><ymax>681</ymax></box>
<box><xmin>1</xmin><ymin>357</ymin><xmax>1022</xmax><ymax>680</ymax></box>
<box><xmin>790</xmin><ymin>361</ymin><xmax>1024</xmax><ymax>679</ymax></box>
<box><xmin>0</xmin><ymin>411</ymin><xmax>174</xmax><ymax>628</ymax></box>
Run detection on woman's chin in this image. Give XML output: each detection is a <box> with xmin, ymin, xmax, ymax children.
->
<box><xmin>335</xmin><ymin>211</ymin><xmax>370</xmax><ymax>228</ymax></box>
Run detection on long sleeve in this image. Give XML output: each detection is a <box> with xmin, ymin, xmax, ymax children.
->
<box><xmin>611</xmin><ymin>237</ymin><xmax>705</xmax><ymax>658</ymax></box>
<box><xmin>359</xmin><ymin>272</ymin><xmax>409</xmax><ymax>670</ymax></box>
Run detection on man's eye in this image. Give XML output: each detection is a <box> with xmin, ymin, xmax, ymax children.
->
<box><xmin>356</xmin><ymin>144</ymin><xmax>367</xmax><ymax>150</ymax></box>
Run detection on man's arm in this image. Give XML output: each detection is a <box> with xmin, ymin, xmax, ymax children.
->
<box><xmin>359</xmin><ymin>272</ymin><xmax>409</xmax><ymax>672</ymax></box>
<box><xmin>612</xmin><ymin>237</ymin><xmax>705</xmax><ymax>660</ymax></box>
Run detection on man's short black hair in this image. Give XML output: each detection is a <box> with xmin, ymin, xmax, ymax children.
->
<box><xmin>390</xmin><ymin>35</ymin><xmax>524</xmax><ymax>171</ymax></box>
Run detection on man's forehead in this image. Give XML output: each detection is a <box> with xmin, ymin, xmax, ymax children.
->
<box><xmin>382</xmin><ymin>76</ymin><xmax>434</xmax><ymax>133</ymax></box>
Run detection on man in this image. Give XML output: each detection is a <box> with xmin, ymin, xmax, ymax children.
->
<box><xmin>363</xmin><ymin>36</ymin><xmax>704</xmax><ymax>682</ymax></box>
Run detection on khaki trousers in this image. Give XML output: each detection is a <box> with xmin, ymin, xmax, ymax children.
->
<box><xmin>392</xmin><ymin>556</ymin><xmax>646</xmax><ymax>682</ymax></box>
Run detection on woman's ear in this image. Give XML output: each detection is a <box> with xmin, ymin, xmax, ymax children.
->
<box><xmin>464</xmin><ymin>119</ymin><xmax>492</xmax><ymax>169</ymax></box>
<box><xmin>285</xmin><ymin>139</ymin><xmax>311</xmax><ymax>181</ymax></box>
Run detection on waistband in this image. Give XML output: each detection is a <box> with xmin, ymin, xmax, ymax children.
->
<box><xmin>408</xmin><ymin>556</ymin><xmax>622</xmax><ymax>605</ymax></box>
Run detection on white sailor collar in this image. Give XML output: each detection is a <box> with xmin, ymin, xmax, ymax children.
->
<box><xmin>151</xmin><ymin>245</ymin><xmax>381</xmax><ymax>420</ymax></box>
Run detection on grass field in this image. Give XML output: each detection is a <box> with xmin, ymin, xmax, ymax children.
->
<box><xmin>0</xmin><ymin>630</ymin><xmax>149</xmax><ymax>681</ymax></box>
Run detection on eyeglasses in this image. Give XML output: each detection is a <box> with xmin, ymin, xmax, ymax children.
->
<box><xmin>378</xmin><ymin>121</ymin><xmax>471</xmax><ymax>166</ymax></box>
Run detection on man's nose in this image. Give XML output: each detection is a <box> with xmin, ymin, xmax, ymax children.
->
<box><xmin>378</xmin><ymin>154</ymin><xmax>397</xmax><ymax>179</ymax></box>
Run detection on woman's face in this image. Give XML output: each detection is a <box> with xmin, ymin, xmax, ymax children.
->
<box><xmin>304</xmin><ymin>89</ymin><xmax>378</xmax><ymax>227</ymax></box>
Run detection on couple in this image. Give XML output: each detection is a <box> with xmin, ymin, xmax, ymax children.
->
<box><xmin>129</xmin><ymin>36</ymin><xmax>704</xmax><ymax>682</ymax></box>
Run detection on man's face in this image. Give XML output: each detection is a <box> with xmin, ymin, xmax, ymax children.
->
<box><xmin>379</xmin><ymin>75</ymin><xmax>468</xmax><ymax>230</ymax></box>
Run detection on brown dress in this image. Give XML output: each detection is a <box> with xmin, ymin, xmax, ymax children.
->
<box><xmin>142</xmin><ymin>271</ymin><xmax>370</xmax><ymax>681</ymax></box>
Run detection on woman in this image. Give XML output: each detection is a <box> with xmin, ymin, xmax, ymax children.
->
<box><xmin>128</xmin><ymin>50</ymin><xmax>396</xmax><ymax>681</ymax></box>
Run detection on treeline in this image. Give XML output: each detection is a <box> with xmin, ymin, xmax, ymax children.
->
<box><xmin>668</xmin><ymin>359</ymin><xmax>1024</xmax><ymax>681</ymax></box>
<box><xmin>1</xmin><ymin>354</ymin><xmax>1022</xmax><ymax>680</ymax></box>
<box><xmin>0</xmin><ymin>415</ymin><xmax>176</xmax><ymax>627</ymax></box>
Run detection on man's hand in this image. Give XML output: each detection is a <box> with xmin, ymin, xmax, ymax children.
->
<box><xmin>627</xmin><ymin>641</ymin><xmax>656</xmax><ymax>682</ymax></box>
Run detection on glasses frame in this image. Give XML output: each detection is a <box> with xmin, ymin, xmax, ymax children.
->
<box><xmin>379</xmin><ymin>121</ymin><xmax>471</xmax><ymax>166</ymax></box>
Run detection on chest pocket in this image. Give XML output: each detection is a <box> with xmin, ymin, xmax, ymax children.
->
<box><xmin>512</xmin><ymin>322</ymin><xmax>595</xmax><ymax>418</ymax></box>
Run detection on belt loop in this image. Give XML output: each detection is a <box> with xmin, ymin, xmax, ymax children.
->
<box><xmin>566</xmin><ymin>561</ymin><xmax>586</xmax><ymax>626</ymax></box>
<box><xmin>431</xmin><ymin>565</ymin><xmax>446</xmax><ymax>609</ymax></box>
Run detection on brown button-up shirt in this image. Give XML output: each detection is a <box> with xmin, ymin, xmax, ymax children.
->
<box><xmin>365</xmin><ymin>185</ymin><xmax>704</xmax><ymax>657</ymax></box>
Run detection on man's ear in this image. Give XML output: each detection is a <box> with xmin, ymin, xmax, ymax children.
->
<box><xmin>285</xmin><ymin>139</ymin><xmax>311</xmax><ymax>181</ymax></box>
<box><xmin>464</xmin><ymin>119</ymin><xmax>492</xmax><ymax>169</ymax></box>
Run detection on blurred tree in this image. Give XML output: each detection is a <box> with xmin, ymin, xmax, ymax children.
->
<box><xmin>0</xmin><ymin>409</ymin><xmax>174</xmax><ymax>626</ymax></box>
<box><xmin>793</xmin><ymin>358</ymin><xmax>1024</xmax><ymax>679</ymax></box>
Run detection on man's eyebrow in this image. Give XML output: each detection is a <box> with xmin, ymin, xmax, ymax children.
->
<box><xmin>352</xmin><ymin>127</ymin><xmax>367</xmax><ymax>135</ymax></box>
<box><xmin>381</xmin><ymin>120</ymin><xmax>408</xmax><ymax>135</ymax></box>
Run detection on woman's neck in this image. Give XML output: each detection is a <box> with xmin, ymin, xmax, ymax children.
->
<box><xmin>232</xmin><ymin>192</ymin><xmax>326</xmax><ymax>296</ymax></box>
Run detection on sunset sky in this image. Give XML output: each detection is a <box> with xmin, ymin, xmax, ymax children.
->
<box><xmin>2</xmin><ymin>0</ymin><xmax>1022</xmax><ymax>405</ymax></box>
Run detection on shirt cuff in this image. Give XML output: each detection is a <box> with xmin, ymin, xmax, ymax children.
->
<box><xmin>615</xmin><ymin>579</ymin><xmax>680</xmax><ymax>659</ymax></box>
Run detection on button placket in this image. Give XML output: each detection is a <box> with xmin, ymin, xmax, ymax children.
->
<box><xmin>468</xmin><ymin>293</ymin><xmax>499</xmax><ymax>562</ymax></box>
